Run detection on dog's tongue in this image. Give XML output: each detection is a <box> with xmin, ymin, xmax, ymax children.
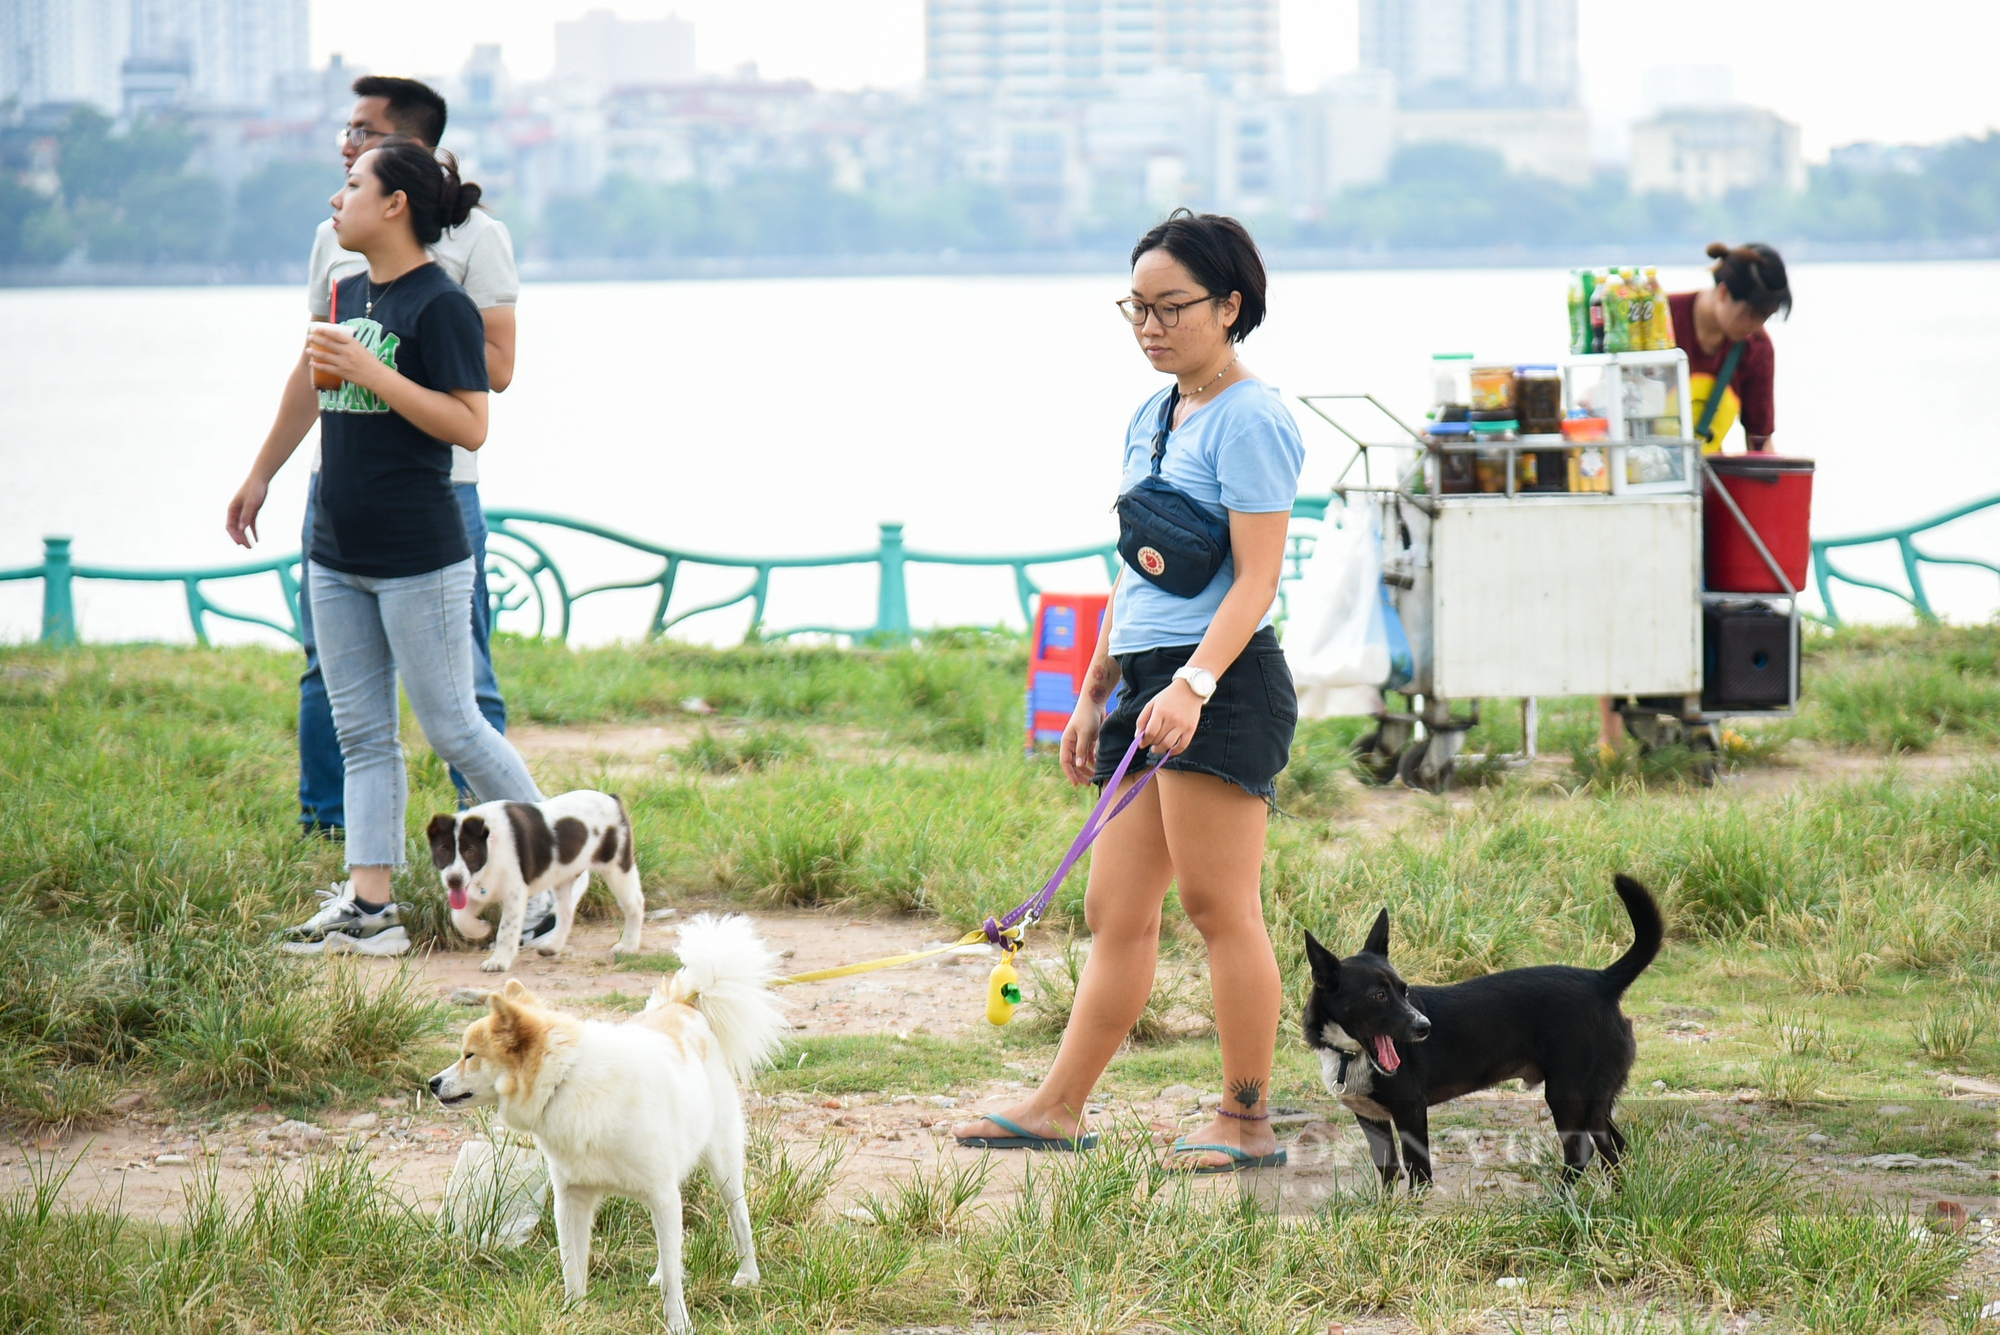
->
<box><xmin>448</xmin><ymin>887</ymin><xmax>468</xmax><ymax>911</ymax></box>
<box><xmin>1371</xmin><ymin>1033</ymin><xmax>1401</xmax><ymax>1072</ymax></box>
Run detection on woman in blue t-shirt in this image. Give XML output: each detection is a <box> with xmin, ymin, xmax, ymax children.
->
<box><xmin>957</xmin><ymin>211</ymin><xmax>1304</xmax><ymax>1173</ymax></box>
<box><xmin>226</xmin><ymin>140</ymin><xmax>549</xmax><ymax>958</ymax></box>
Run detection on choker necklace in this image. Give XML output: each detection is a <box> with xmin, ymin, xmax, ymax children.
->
<box><xmin>1183</xmin><ymin>356</ymin><xmax>1238</xmax><ymax>398</ymax></box>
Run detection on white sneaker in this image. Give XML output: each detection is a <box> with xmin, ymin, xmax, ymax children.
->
<box><xmin>281</xmin><ymin>881</ymin><xmax>411</xmax><ymax>956</ymax></box>
<box><xmin>520</xmin><ymin>890</ymin><xmax>559</xmax><ymax>950</ymax></box>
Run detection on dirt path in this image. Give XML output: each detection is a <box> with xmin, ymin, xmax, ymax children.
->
<box><xmin>10</xmin><ymin>729</ymin><xmax>1998</xmax><ymax>1233</ymax></box>
<box><xmin>13</xmin><ymin>905</ymin><xmax>1999</xmax><ymax>1232</ymax></box>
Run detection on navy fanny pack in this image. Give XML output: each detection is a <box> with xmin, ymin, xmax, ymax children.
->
<box><xmin>1115</xmin><ymin>386</ymin><xmax>1232</xmax><ymax>598</ymax></box>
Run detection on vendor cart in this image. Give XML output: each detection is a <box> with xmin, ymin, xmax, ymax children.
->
<box><xmin>1299</xmin><ymin>349</ymin><xmax>1802</xmax><ymax>792</ymax></box>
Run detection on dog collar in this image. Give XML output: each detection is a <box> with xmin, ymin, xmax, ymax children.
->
<box><xmin>1334</xmin><ymin>1049</ymin><xmax>1356</xmax><ymax>1090</ymax></box>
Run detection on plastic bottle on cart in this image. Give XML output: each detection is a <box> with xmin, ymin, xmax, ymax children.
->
<box><xmin>1603</xmin><ymin>270</ymin><xmax>1636</xmax><ymax>354</ymax></box>
<box><xmin>1643</xmin><ymin>267</ymin><xmax>1675</xmax><ymax>350</ymax></box>
<box><xmin>1587</xmin><ymin>270</ymin><xmax>1608</xmax><ymax>353</ymax></box>
<box><xmin>1625</xmin><ymin>269</ymin><xmax>1655</xmax><ymax>350</ymax></box>
<box><xmin>1567</xmin><ymin>270</ymin><xmax>1590</xmax><ymax>354</ymax></box>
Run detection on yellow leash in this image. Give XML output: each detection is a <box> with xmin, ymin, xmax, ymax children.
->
<box><xmin>765</xmin><ymin>739</ymin><xmax>1164</xmax><ymax>1025</ymax></box>
<box><xmin>770</xmin><ymin>926</ymin><xmax>1005</xmax><ymax>986</ymax></box>
<box><xmin>770</xmin><ymin>926</ymin><xmax>1027</xmax><ymax>1026</ymax></box>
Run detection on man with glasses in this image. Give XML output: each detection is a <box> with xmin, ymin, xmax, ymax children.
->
<box><xmin>227</xmin><ymin>75</ymin><xmax>562</xmax><ymax>949</ymax></box>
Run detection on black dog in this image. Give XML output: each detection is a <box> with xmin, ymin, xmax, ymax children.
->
<box><xmin>1301</xmin><ymin>874</ymin><xmax>1662</xmax><ymax>1189</ymax></box>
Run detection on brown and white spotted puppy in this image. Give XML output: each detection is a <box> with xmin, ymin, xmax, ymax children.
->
<box><xmin>425</xmin><ymin>789</ymin><xmax>645</xmax><ymax>973</ymax></box>
<box><xmin>429</xmin><ymin>915</ymin><xmax>788</xmax><ymax>1334</ymax></box>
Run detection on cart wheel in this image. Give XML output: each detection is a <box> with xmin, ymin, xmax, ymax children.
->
<box><xmin>1352</xmin><ymin>729</ymin><xmax>1399</xmax><ymax>785</ymax></box>
<box><xmin>1687</xmin><ymin>730</ymin><xmax>1722</xmax><ymax>786</ymax></box>
<box><xmin>1621</xmin><ymin>711</ymin><xmax>1683</xmax><ymax>753</ymax></box>
<box><xmin>1396</xmin><ymin>738</ymin><xmax>1454</xmax><ymax>794</ymax></box>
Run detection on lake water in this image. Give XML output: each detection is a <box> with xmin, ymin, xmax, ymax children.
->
<box><xmin>4</xmin><ymin>262</ymin><xmax>1999</xmax><ymax>646</ymax></box>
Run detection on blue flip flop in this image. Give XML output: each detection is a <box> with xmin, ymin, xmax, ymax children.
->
<box><xmin>1167</xmin><ymin>1140</ymin><xmax>1289</xmax><ymax>1175</ymax></box>
<box><xmin>954</xmin><ymin>1113</ymin><xmax>1099</xmax><ymax>1152</ymax></box>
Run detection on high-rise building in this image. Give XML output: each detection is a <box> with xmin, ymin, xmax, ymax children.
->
<box><xmin>1358</xmin><ymin>0</ymin><xmax>1576</xmax><ymax>109</ymax></box>
<box><xmin>926</xmin><ymin>0</ymin><xmax>1280</xmax><ymax>101</ymax></box>
<box><xmin>0</xmin><ymin>0</ymin><xmax>129</xmax><ymax>110</ymax></box>
<box><xmin>554</xmin><ymin>10</ymin><xmax>697</xmax><ymax>94</ymax></box>
<box><xmin>124</xmin><ymin>0</ymin><xmax>307</xmax><ymax>109</ymax></box>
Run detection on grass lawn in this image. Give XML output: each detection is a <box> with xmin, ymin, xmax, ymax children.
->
<box><xmin>4</xmin><ymin>624</ymin><xmax>1999</xmax><ymax>1333</ymax></box>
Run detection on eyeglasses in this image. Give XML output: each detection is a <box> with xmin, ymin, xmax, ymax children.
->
<box><xmin>1115</xmin><ymin>294</ymin><xmax>1221</xmax><ymax>328</ymax></box>
<box><xmin>335</xmin><ymin>125</ymin><xmax>390</xmax><ymax>150</ymax></box>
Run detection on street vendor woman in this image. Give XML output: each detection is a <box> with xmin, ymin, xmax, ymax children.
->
<box><xmin>1602</xmin><ymin>241</ymin><xmax>1794</xmax><ymax>749</ymax></box>
<box><xmin>1669</xmin><ymin>241</ymin><xmax>1793</xmax><ymax>453</ymax></box>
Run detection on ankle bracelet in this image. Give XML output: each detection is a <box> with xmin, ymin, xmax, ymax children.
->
<box><xmin>1218</xmin><ymin>1107</ymin><xmax>1269</xmax><ymax>1122</ymax></box>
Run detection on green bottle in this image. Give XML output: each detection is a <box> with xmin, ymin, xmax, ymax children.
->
<box><xmin>1604</xmin><ymin>270</ymin><xmax>1635</xmax><ymax>354</ymax></box>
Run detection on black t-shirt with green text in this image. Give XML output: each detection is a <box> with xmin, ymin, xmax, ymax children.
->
<box><xmin>311</xmin><ymin>262</ymin><xmax>489</xmax><ymax>578</ymax></box>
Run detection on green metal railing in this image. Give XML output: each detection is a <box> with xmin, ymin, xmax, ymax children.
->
<box><xmin>0</xmin><ymin>524</ymin><xmax>1118</xmax><ymax>648</ymax></box>
<box><xmin>5</xmin><ymin>502</ymin><xmax>1334</xmax><ymax>647</ymax></box>
<box><xmin>480</xmin><ymin>512</ymin><xmax>1122</xmax><ymax>643</ymax></box>
<box><xmin>0</xmin><ymin>537</ymin><xmax>305</xmax><ymax>647</ymax></box>
<box><xmin>11</xmin><ymin>490</ymin><xmax>1995</xmax><ymax>645</ymax></box>
<box><xmin>1812</xmin><ymin>491</ymin><xmax>2000</xmax><ymax>627</ymax></box>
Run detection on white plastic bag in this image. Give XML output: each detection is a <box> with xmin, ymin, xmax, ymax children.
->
<box><xmin>442</xmin><ymin>1134</ymin><xmax>548</xmax><ymax>1248</ymax></box>
<box><xmin>1284</xmin><ymin>501</ymin><xmax>1388</xmax><ymax>719</ymax></box>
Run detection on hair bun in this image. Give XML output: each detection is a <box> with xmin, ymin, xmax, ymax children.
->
<box><xmin>431</xmin><ymin>148</ymin><xmax>481</xmax><ymax>228</ymax></box>
<box><xmin>1705</xmin><ymin>241</ymin><xmax>1730</xmax><ymax>259</ymax></box>
<box><xmin>449</xmin><ymin>179</ymin><xmax>483</xmax><ymax>226</ymax></box>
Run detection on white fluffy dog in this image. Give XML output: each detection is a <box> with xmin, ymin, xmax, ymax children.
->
<box><xmin>429</xmin><ymin>914</ymin><xmax>788</xmax><ymax>1332</ymax></box>
<box><xmin>425</xmin><ymin>789</ymin><xmax>644</xmax><ymax>973</ymax></box>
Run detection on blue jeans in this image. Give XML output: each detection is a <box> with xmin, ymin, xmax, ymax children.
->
<box><xmin>307</xmin><ymin>556</ymin><xmax>543</xmax><ymax>869</ymax></box>
<box><xmin>298</xmin><ymin>477</ymin><xmax>506</xmax><ymax>829</ymax></box>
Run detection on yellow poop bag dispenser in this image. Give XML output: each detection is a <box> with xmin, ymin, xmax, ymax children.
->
<box><xmin>986</xmin><ymin>945</ymin><xmax>1023</xmax><ymax>1026</ymax></box>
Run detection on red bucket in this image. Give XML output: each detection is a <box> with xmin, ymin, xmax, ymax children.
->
<box><xmin>1704</xmin><ymin>455</ymin><xmax>1814</xmax><ymax>594</ymax></box>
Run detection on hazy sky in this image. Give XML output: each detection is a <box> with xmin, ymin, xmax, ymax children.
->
<box><xmin>310</xmin><ymin>0</ymin><xmax>2000</xmax><ymax>160</ymax></box>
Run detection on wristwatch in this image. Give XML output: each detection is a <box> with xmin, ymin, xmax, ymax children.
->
<box><xmin>1172</xmin><ymin>665</ymin><xmax>1217</xmax><ymax>703</ymax></box>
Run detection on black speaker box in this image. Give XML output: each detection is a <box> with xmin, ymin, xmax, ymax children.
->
<box><xmin>1703</xmin><ymin>600</ymin><xmax>1796</xmax><ymax>710</ymax></box>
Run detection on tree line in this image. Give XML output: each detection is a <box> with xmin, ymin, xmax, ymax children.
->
<box><xmin>3</xmin><ymin>106</ymin><xmax>1996</xmax><ymax>267</ymax></box>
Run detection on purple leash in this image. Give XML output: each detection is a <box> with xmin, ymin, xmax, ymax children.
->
<box><xmin>982</xmin><ymin>737</ymin><xmax>1168</xmax><ymax>946</ymax></box>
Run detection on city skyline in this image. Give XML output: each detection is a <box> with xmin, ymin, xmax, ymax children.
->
<box><xmin>304</xmin><ymin>0</ymin><xmax>2000</xmax><ymax>160</ymax></box>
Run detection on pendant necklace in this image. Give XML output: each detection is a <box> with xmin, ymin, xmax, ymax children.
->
<box><xmin>365</xmin><ymin>273</ymin><xmax>402</xmax><ymax>319</ymax></box>
<box><xmin>1184</xmin><ymin>355</ymin><xmax>1238</xmax><ymax>399</ymax></box>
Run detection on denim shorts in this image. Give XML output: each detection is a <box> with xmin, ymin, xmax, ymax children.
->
<box><xmin>1094</xmin><ymin>627</ymin><xmax>1298</xmax><ymax>799</ymax></box>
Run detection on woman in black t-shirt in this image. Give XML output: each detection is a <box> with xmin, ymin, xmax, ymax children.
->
<box><xmin>230</xmin><ymin>140</ymin><xmax>550</xmax><ymax>958</ymax></box>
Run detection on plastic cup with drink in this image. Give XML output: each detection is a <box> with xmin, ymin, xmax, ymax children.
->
<box><xmin>308</xmin><ymin>285</ymin><xmax>347</xmax><ymax>391</ymax></box>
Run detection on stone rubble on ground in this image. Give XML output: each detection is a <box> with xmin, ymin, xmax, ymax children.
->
<box><xmin>251</xmin><ymin>1119</ymin><xmax>324</xmax><ymax>1148</ymax></box>
<box><xmin>1940</xmin><ymin>1075</ymin><xmax>2000</xmax><ymax>1098</ymax></box>
<box><xmin>1851</xmin><ymin>1153</ymin><xmax>1979</xmax><ymax>1172</ymax></box>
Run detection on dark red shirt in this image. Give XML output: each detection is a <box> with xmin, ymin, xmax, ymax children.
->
<box><xmin>1668</xmin><ymin>290</ymin><xmax>1775</xmax><ymax>441</ymax></box>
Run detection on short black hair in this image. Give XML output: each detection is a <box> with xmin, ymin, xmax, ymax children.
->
<box><xmin>1129</xmin><ymin>208</ymin><xmax>1268</xmax><ymax>342</ymax></box>
<box><xmin>352</xmin><ymin>75</ymin><xmax>448</xmax><ymax>147</ymax></box>
<box><xmin>1706</xmin><ymin>241</ymin><xmax>1792</xmax><ymax>320</ymax></box>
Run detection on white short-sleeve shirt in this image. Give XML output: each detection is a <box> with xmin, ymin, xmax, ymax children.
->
<box><xmin>305</xmin><ymin>209</ymin><xmax>519</xmax><ymax>483</ymax></box>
